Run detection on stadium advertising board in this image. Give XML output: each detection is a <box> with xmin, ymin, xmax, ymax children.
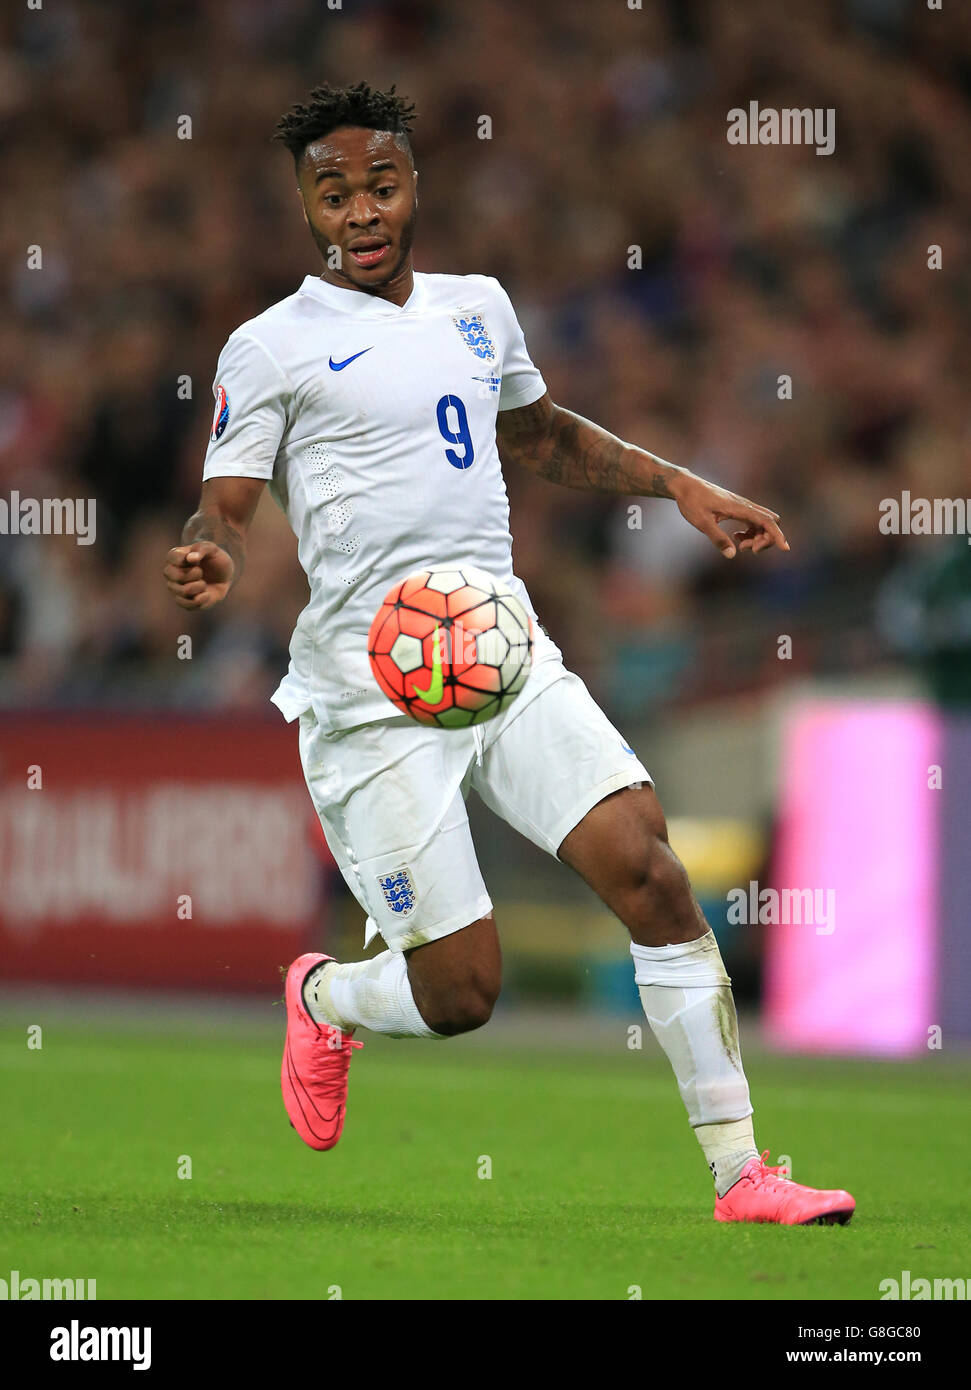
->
<box><xmin>0</xmin><ymin>717</ymin><xmax>324</xmax><ymax>990</ymax></box>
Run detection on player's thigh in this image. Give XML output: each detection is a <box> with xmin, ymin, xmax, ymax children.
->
<box><xmin>298</xmin><ymin>711</ymin><xmax>493</xmax><ymax>954</ymax></box>
<box><xmin>472</xmin><ymin>669</ymin><xmax>653</xmax><ymax>859</ymax></box>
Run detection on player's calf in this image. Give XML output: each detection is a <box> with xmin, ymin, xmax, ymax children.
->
<box><xmin>620</xmin><ymin>835</ymin><xmax>707</xmax><ymax>945</ymax></box>
<box><xmin>560</xmin><ymin>784</ymin><xmax>705</xmax><ymax>946</ymax></box>
<box><xmin>299</xmin><ymin>914</ymin><xmax>501</xmax><ymax>1039</ymax></box>
<box><xmin>405</xmin><ymin>914</ymin><xmax>501</xmax><ymax>1036</ymax></box>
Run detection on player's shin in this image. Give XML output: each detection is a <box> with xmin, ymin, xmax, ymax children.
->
<box><xmin>630</xmin><ymin>930</ymin><xmax>759</xmax><ymax>1196</ymax></box>
<box><xmin>303</xmin><ymin>951</ymin><xmax>446</xmax><ymax>1039</ymax></box>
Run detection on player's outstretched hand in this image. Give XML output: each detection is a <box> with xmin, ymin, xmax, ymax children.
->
<box><xmin>163</xmin><ymin>541</ymin><xmax>234</xmax><ymax>610</ymax></box>
<box><xmin>670</xmin><ymin>474</ymin><xmax>790</xmax><ymax>559</ymax></box>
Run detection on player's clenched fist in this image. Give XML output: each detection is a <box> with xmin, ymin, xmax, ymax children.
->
<box><xmin>163</xmin><ymin>540</ymin><xmax>234</xmax><ymax>610</ymax></box>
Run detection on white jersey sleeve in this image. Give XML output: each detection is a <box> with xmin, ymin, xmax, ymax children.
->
<box><xmin>202</xmin><ymin>332</ymin><xmax>292</xmax><ymax>481</ymax></box>
<box><xmin>487</xmin><ymin>279</ymin><xmax>548</xmax><ymax>413</ymax></box>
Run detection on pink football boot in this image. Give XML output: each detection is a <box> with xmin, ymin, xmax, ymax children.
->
<box><xmin>281</xmin><ymin>953</ymin><xmax>362</xmax><ymax>1151</ymax></box>
<box><xmin>714</xmin><ymin>1151</ymin><xmax>856</xmax><ymax>1225</ymax></box>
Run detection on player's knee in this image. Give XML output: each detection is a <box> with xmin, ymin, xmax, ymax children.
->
<box><xmin>629</xmin><ymin>832</ymin><xmax>690</xmax><ymax>910</ymax></box>
<box><xmin>406</xmin><ymin>914</ymin><xmax>501</xmax><ymax>1035</ymax></box>
<box><xmin>423</xmin><ymin>973</ymin><xmax>499</xmax><ymax>1036</ymax></box>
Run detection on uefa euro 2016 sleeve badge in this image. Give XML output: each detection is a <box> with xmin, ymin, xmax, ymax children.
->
<box><xmin>377</xmin><ymin>867</ymin><xmax>417</xmax><ymax>916</ymax></box>
<box><xmin>452</xmin><ymin>314</ymin><xmax>496</xmax><ymax>361</ymax></box>
<box><xmin>210</xmin><ymin>384</ymin><xmax>230</xmax><ymax>441</ymax></box>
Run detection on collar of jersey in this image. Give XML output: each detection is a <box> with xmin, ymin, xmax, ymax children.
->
<box><xmin>299</xmin><ymin>273</ymin><xmax>427</xmax><ymax>317</ymax></box>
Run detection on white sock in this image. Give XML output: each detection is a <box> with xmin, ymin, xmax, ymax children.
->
<box><xmin>631</xmin><ymin>930</ymin><xmax>759</xmax><ymax>1196</ymax></box>
<box><xmin>694</xmin><ymin>1117</ymin><xmax>759</xmax><ymax>1197</ymax></box>
<box><xmin>303</xmin><ymin>952</ymin><xmax>445</xmax><ymax>1039</ymax></box>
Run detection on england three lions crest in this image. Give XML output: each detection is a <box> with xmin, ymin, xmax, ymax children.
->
<box><xmin>377</xmin><ymin>866</ymin><xmax>417</xmax><ymax>916</ymax></box>
<box><xmin>452</xmin><ymin>313</ymin><xmax>496</xmax><ymax>361</ymax></box>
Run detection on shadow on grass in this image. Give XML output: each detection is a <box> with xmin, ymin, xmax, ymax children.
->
<box><xmin>6</xmin><ymin>1195</ymin><xmax>699</xmax><ymax>1237</ymax></box>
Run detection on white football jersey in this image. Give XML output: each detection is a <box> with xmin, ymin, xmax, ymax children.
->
<box><xmin>202</xmin><ymin>271</ymin><xmax>564</xmax><ymax>730</ymax></box>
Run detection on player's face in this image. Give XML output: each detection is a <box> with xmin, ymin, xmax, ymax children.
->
<box><xmin>298</xmin><ymin>127</ymin><xmax>418</xmax><ymax>299</ymax></box>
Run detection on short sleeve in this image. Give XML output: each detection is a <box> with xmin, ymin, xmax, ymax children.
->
<box><xmin>202</xmin><ymin>332</ymin><xmax>291</xmax><ymax>481</ymax></box>
<box><xmin>487</xmin><ymin>278</ymin><xmax>548</xmax><ymax>413</ymax></box>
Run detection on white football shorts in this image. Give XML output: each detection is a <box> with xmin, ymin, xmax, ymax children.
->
<box><xmin>298</xmin><ymin>662</ymin><xmax>652</xmax><ymax>953</ymax></box>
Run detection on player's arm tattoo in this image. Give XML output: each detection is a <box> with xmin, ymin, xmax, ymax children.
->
<box><xmin>181</xmin><ymin>509</ymin><xmax>247</xmax><ymax>584</ymax></box>
<box><xmin>179</xmin><ymin>477</ymin><xmax>265</xmax><ymax>588</ymax></box>
<box><xmin>496</xmin><ymin>393</ymin><xmax>685</xmax><ymax>498</ymax></box>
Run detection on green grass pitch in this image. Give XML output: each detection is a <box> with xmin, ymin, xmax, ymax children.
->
<box><xmin>2</xmin><ymin>1014</ymin><xmax>968</xmax><ymax>1300</ymax></box>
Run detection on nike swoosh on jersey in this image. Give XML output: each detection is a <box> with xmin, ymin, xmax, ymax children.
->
<box><xmin>329</xmin><ymin>348</ymin><xmax>374</xmax><ymax>371</ymax></box>
<box><xmin>412</xmin><ymin>625</ymin><xmax>444</xmax><ymax>703</ymax></box>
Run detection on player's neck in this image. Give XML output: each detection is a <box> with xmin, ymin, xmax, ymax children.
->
<box><xmin>319</xmin><ymin>261</ymin><xmax>415</xmax><ymax>308</ymax></box>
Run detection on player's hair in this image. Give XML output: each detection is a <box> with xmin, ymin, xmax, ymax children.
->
<box><xmin>272</xmin><ymin>81</ymin><xmax>417</xmax><ymax>166</ymax></box>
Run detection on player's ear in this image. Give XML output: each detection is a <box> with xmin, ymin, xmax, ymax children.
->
<box><xmin>412</xmin><ymin>168</ymin><xmax>418</xmax><ymax>208</ymax></box>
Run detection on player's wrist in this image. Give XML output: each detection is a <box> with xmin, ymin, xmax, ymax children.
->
<box><xmin>645</xmin><ymin>458</ymin><xmax>692</xmax><ymax>502</ymax></box>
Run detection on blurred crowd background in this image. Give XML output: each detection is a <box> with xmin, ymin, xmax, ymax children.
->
<box><xmin>2</xmin><ymin>0</ymin><xmax>970</xmax><ymax>720</ymax></box>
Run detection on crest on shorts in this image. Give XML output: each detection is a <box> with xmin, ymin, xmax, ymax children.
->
<box><xmin>377</xmin><ymin>866</ymin><xmax>417</xmax><ymax>916</ymax></box>
<box><xmin>452</xmin><ymin>313</ymin><xmax>495</xmax><ymax>361</ymax></box>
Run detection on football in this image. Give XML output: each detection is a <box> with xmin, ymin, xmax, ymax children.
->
<box><xmin>367</xmin><ymin>565</ymin><xmax>533</xmax><ymax>727</ymax></box>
